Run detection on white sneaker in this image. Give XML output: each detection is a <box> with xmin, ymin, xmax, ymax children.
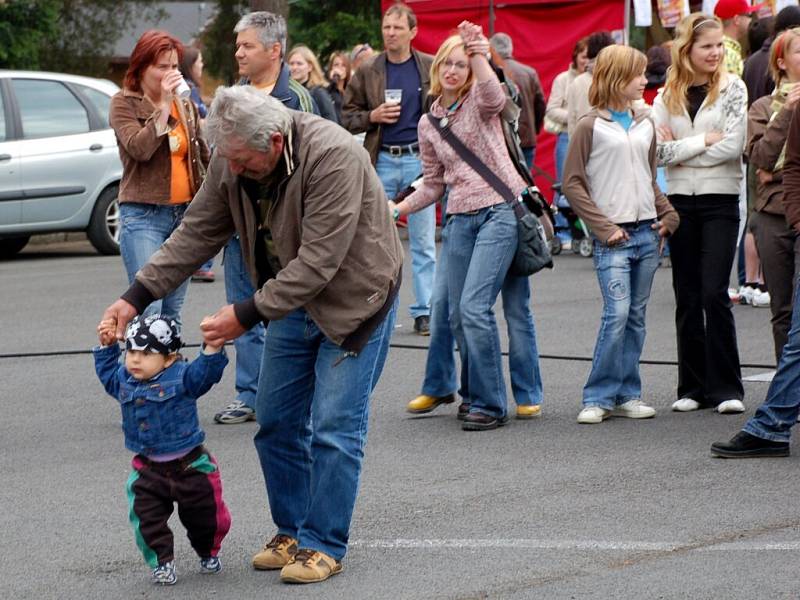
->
<box><xmin>738</xmin><ymin>285</ymin><xmax>756</xmax><ymax>305</ymax></box>
<box><xmin>716</xmin><ymin>399</ymin><xmax>745</xmax><ymax>414</ymax></box>
<box><xmin>613</xmin><ymin>399</ymin><xmax>656</xmax><ymax>419</ymax></box>
<box><xmin>672</xmin><ymin>398</ymin><xmax>701</xmax><ymax>412</ymax></box>
<box><xmin>577</xmin><ymin>406</ymin><xmax>611</xmax><ymax>424</ymax></box>
<box><xmin>751</xmin><ymin>289</ymin><xmax>771</xmax><ymax>308</ymax></box>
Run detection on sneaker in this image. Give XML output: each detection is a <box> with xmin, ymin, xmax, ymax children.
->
<box><xmin>613</xmin><ymin>399</ymin><xmax>656</xmax><ymax>419</ymax></box>
<box><xmin>199</xmin><ymin>556</ymin><xmax>222</xmax><ymax>574</ymax></box>
<box><xmin>280</xmin><ymin>549</ymin><xmax>343</xmax><ymax>584</ymax></box>
<box><xmin>737</xmin><ymin>285</ymin><xmax>756</xmax><ymax>305</ymax></box>
<box><xmin>716</xmin><ymin>399</ymin><xmax>745</xmax><ymax>414</ymax></box>
<box><xmin>191</xmin><ymin>270</ymin><xmax>216</xmax><ymax>282</ymax></box>
<box><xmin>152</xmin><ymin>561</ymin><xmax>177</xmax><ymax>585</ymax></box>
<box><xmin>406</xmin><ymin>393</ymin><xmax>455</xmax><ymax>414</ymax></box>
<box><xmin>577</xmin><ymin>406</ymin><xmax>610</xmax><ymax>424</ymax></box>
<box><xmin>214</xmin><ymin>400</ymin><xmax>256</xmax><ymax>424</ymax></box>
<box><xmin>253</xmin><ymin>534</ymin><xmax>298</xmax><ymax>570</ymax></box>
<box><xmin>751</xmin><ymin>288</ymin><xmax>771</xmax><ymax>308</ymax></box>
<box><xmin>672</xmin><ymin>398</ymin><xmax>701</xmax><ymax>412</ymax></box>
<box><xmin>516</xmin><ymin>404</ymin><xmax>542</xmax><ymax>419</ymax></box>
<box><xmin>461</xmin><ymin>412</ymin><xmax>510</xmax><ymax>431</ymax></box>
<box><xmin>711</xmin><ymin>431</ymin><xmax>789</xmax><ymax>458</ymax></box>
<box><xmin>413</xmin><ymin>315</ymin><xmax>430</xmax><ymax>336</ymax></box>
<box><xmin>457</xmin><ymin>402</ymin><xmax>470</xmax><ymax>421</ymax></box>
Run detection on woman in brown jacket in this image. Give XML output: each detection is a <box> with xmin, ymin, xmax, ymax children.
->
<box><xmin>109</xmin><ymin>30</ymin><xmax>209</xmax><ymax>329</ymax></box>
<box><xmin>747</xmin><ymin>27</ymin><xmax>800</xmax><ymax>361</ymax></box>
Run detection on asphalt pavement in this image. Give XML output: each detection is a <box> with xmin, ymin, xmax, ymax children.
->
<box><xmin>1</xmin><ymin>238</ymin><xmax>796</xmax><ymax>600</ymax></box>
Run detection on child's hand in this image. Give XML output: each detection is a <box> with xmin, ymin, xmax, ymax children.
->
<box><xmin>98</xmin><ymin>318</ymin><xmax>118</xmax><ymax>347</ymax></box>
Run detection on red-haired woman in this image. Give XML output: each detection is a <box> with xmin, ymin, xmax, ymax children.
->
<box><xmin>110</xmin><ymin>30</ymin><xmax>209</xmax><ymax>329</ymax></box>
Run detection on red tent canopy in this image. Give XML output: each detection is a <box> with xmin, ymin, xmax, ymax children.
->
<box><xmin>380</xmin><ymin>0</ymin><xmax>625</xmax><ymax>200</ymax></box>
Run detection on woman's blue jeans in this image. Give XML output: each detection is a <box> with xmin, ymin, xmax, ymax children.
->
<box><xmin>583</xmin><ymin>223</ymin><xmax>660</xmax><ymax>409</ymax></box>
<box><xmin>119</xmin><ymin>202</ymin><xmax>190</xmax><ymax>329</ymax></box>
<box><xmin>445</xmin><ymin>203</ymin><xmax>518</xmax><ymax>418</ymax></box>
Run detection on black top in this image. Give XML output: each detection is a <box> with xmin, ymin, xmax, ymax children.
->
<box><xmin>686</xmin><ymin>84</ymin><xmax>708</xmax><ymax>122</ymax></box>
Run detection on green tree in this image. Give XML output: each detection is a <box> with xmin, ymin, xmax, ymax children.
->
<box><xmin>288</xmin><ymin>0</ymin><xmax>382</xmax><ymax>65</ymax></box>
<box><xmin>201</xmin><ymin>0</ymin><xmax>248</xmax><ymax>84</ymax></box>
<box><xmin>40</xmin><ymin>0</ymin><xmax>165</xmax><ymax>77</ymax></box>
<box><xmin>0</xmin><ymin>0</ymin><xmax>59</xmax><ymax>69</ymax></box>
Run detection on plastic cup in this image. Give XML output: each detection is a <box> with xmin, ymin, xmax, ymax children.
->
<box><xmin>385</xmin><ymin>89</ymin><xmax>402</xmax><ymax>105</ymax></box>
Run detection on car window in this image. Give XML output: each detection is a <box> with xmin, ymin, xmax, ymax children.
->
<box><xmin>76</xmin><ymin>84</ymin><xmax>112</xmax><ymax>127</ymax></box>
<box><xmin>0</xmin><ymin>92</ymin><xmax>5</xmax><ymax>142</ymax></box>
<box><xmin>11</xmin><ymin>79</ymin><xmax>90</xmax><ymax>139</ymax></box>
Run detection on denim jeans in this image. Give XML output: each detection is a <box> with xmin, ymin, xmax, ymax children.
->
<box><xmin>743</xmin><ymin>275</ymin><xmax>800</xmax><ymax>442</ymax></box>
<box><xmin>583</xmin><ymin>222</ymin><xmax>660</xmax><ymax>409</ymax></box>
<box><xmin>421</xmin><ymin>248</ymin><xmax>543</xmax><ymax>406</ymax></box>
<box><xmin>253</xmin><ymin>300</ymin><xmax>397</xmax><ymax>560</ymax></box>
<box><xmin>119</xmin><ymin>202</ymin><xmax>190</xmax><ymax>329</ymax></box>
<box><xmin>223</xmin><ymin>236</ymin><xmax>265</xmax><ymax>409</ymax></box>
<box><xmin>445</xmin><ymin>203</ymin><xmax>517</xmax><ymax>418</ymax></box>
<box><xmin>376</xmin><ymin>150</ymin><xmax>435</xmax><ymax>319</ymax></box>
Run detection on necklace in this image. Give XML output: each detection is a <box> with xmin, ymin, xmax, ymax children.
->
<box><xmin>439</xmin><ymin>98</ymin><xmax>462</xmax><ymax>128</ymax></box>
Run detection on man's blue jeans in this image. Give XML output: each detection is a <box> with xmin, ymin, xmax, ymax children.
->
<box><xmin>253</xmin><ymin>300</ymin><xmax>397</xmax><ymax>560</ymax></box>
<box><xmin>583</xmin><ymin>223</ymin><xmax>660</xmax><ymax>409</ymax></box>
<box><xmin>446</xmin><ymin>203</ymin><xmax>518</xmax><ymax>418</ymax></box>
<box><xmin>223</xmin><ymin>236</ymin><xmax>265</xmax><ymax>409</ymax></box>
<box><xmin>744</xmin><ymin>275</ymin><xmax>800</xmax><ymax>442</ymax></box>
<box><xmin>119</xmin><ymin>202</ymin><xmax>190</xmax><ymax>329</ymax></box>
<box><xmin>421</xmin><ymin>231</ymin><xmax>543</xmax><ymax>407</ymax></box>
<box><xmin>376</xmin><ymin>150</ymin><xmax>435</xmax><ymax>319</ymax></box>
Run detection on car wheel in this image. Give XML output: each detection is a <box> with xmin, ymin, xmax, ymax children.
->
<box><xmin>87</xmin><ymin>186</ymin><xmax>120</xmax><ymax>255</ymax></box>
<box><xmin>0</xmin><ymin>236</ymin><xmax>30</xmax><ymax>259</ymax></box>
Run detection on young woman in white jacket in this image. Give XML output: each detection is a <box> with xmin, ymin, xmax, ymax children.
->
<box><xmin>653</xmin><ymin>13</ymin><xmax>747</xmax><ymax>415</ymax></box>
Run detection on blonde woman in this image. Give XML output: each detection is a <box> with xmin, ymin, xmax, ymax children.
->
<box><xmin>392</xmin><ymin>22</ymin><xmax>538</xmax><ymax>431</ymax></box>
<box><xmin>653</xmin><ymin>13</ymin><xmax>747</xmax><ymax>415</ymax></box>
<box><xmin>747</xmin><ymin>27</ymin><xmax>800</xmax><ymax>361</ymax></box>
<box><xmin>563</xmin><ymin>45</ymin><xmax>679</xmax><ymax>424</ymax></box>
<box><xmin>287</xmin><ymin>44</ymin><xmax>338</xmax><ymax>123</ymax></box>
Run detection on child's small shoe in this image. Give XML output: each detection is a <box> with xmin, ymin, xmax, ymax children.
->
<box><xmin>200</xmin><ymin>556</ymin><xmax>222</xmax><ymax>574</ymax></box>
<box><xmin>152</xmin><ymin>561</ymin><xmax>177</xmax><ymax>585</ymax></box>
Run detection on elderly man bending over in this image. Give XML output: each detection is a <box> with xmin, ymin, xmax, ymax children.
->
<box><xmin>100</xmin><ymin>85</ymin><xmax>403</xmax><ymax>584</ymax></box>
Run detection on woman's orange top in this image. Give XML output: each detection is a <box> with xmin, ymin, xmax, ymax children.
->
<box><xmin>168</xmin><ymin>101</ymin><xmax>192</xmax><ymax>204</ymax></box>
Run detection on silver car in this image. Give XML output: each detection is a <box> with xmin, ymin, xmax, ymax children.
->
<box><xmin>0</xmin><ymin>70</ymin><xmax>123</xmax><ymax>257</ymax></box>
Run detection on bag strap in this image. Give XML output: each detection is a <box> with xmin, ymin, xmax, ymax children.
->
<box><xmin>427</xmin><ymin>113</ymin><xmax>526</xmax><ymax>219</ymax></box>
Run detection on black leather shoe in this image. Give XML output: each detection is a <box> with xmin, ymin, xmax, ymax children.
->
<box><xmin>711</xmin><ymin>431</ymin><xmax>790</xmax><ymax>458</ymax></box>
<box><xmin>461</xmin><ymin>412</ymin><xmax>509</xmax><ymax>431</ymax></box>
<box><xmin>457</xmin><ymin>402</ymin><xmax>470</xmax><ymax>421</ymax></box>
<box><xmin>413</xmin><ymin>315</ymin><xmax>430</xmax><ymax>336</ymax></box>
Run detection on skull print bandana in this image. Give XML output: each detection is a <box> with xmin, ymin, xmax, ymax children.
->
<box><xmin>125</xmin><ymin>314</ymin><xmax>182</xmax><ymax>354</ymax></box>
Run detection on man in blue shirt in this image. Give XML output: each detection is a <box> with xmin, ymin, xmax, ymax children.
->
<box><xmin>342</xmin><ymin>2</ymin><xmax>435</xmax><ymax>336</ymax></box>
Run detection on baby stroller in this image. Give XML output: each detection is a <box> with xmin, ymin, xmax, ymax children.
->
<box><xmin>550</xmin><ymin>183</ymin><xmax>593</xmax><ymax>257</ymax></box>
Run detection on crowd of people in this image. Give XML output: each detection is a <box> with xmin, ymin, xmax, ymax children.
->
<box><xmin>91</xmin><ymin>0</ymin><xmax>800</xmax><ymax>589</ymax></box>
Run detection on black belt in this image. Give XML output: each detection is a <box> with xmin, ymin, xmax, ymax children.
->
<box><xmin>616</xmin><ymin>218</ymin><xmax>656</xmax><ymax>228</ymax></box>
<box><xmin>381</xmin><ymin>142</ymin><xmax>419</xmax><ymax>156</ymax></box>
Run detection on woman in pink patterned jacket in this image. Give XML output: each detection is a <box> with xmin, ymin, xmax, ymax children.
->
<box><xmin>393</xmin><ymin>21</ymin><xmax>539</xmax><ymax>432</ymax></box>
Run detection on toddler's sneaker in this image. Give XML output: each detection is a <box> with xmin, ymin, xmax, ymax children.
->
<box><xmin>200</xmin><ymin>556</ymin><xmax>222</xmax><ymax>574</ymax></box>
<box><xmin>152</xmin><ymin>561</ymin><xmax>177</xmax><ymax>585</ymax></box>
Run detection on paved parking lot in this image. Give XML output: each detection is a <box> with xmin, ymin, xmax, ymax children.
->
<box><xmin>2</xmin><ymin>239</ymin><xmax>796</xmax><ymax>600</ymax></box>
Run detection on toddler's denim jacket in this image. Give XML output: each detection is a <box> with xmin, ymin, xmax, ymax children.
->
<box><xmin>93</xmin><ymin>344</ymin><xmax>228</xmax><ymax>455</ymax></box>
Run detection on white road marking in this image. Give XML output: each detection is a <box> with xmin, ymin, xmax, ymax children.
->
<box><xmin>349</xmin><ymin>539</ymin><xmax>800</xmax><ymax>552</ymax></box>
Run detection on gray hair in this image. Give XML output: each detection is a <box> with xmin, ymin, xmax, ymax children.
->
<box><xmin>206</xmin><ymin>86</ymin><xmax>292</xmax><ymax>152</ymax></box>
<box><xmin>234</xmin><ymin>11</ymin><xmax>287</xmax><ymax>56</ymax></box>
<box><xmin>489</xmin><ymin>32</ymin><xmax>513</xmax><ymax>59</ymax></box>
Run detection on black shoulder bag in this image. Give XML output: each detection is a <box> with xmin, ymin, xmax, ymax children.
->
<box><xmin>427</xmin><ymin>113</ymin><xmax>553</xmax><ymax>276</ymax></box>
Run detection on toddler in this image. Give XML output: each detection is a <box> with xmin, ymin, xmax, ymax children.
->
<box><xmin>93</xmin><ymin>314</ymin><xmax>231</xmax><ymax>585</ymax></box>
